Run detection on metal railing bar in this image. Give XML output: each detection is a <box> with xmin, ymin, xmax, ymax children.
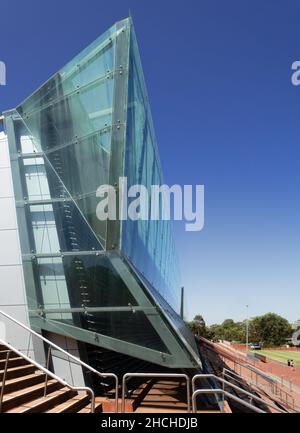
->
<box><xmin>0</xmin><ymin>340</ymin><xmax>95</xmax><ymax>413</ymax></box>
<box><xmin>26</xmin><ymin>332</ymin><xmax>32</xmax><ymax>357</ymax></box>
<box><xmin>192</xmin><ymin>388</ymin><xmax>265</xmax><ymax>413</ymax></box>
<box><xmin>192</xmin><ymin>373</ymin><xmax>286</xmax><ymax>413</ymax></box>
<box><xmin>30</xmin><ymin>306</ymin><xmax>155</xmax><ymax>314</ymax></box>
<box><xmin>0</xmin><ymin>308</ymin><xmax>118</xmax><ymax>412</ymax></box>
<box><xmin>44</xmin><ymin>346</ymin><xmax>52</xmax><ymax>397</ymax></box>
<box><xmin>223</xmin><ymin>368</ymin><xmax>295</xmax><ymax>411</ymax></box>
<box><xmin>0</xmin><ymin>350</ymin><xmax>11</xmax><ymax>413</ymax></box>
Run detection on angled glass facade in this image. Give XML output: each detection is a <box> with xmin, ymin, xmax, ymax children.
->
<box><xmin>4</xmin><ymin>18</ymin><xmax>201</xmax><ymax>369</ymax></box>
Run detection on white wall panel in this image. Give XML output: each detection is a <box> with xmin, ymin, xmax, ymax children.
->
<box><xmin>0</xmin><ymin>197</ymin><xmax>18</xmax><ymax>229</ymax></box>
<box><xmin>0</xmin><ymin>135</ymin><xmax>10</xmax><ymax>168</ymax></box>
<box><xmin>0</xmin><ymin>230</ymin><xmax>22</xmax><ymax>265</ymax></box>
<box><xmin>0</xmin><ymin>168</ymin><xmax>13</xmax><ymax>198</ymax></box>
<box><xmin>0</xmin><ymin>265</ymin><xmax>26</xmax><ymax>305</ymax></box>
<box><xmin>0</xmin><ymin>305</ymin><xmax>33</xmax><ymax>356</ymax></box>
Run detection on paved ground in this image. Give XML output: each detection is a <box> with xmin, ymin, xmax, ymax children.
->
<box><xmin>256</xmin><ymin>358</ymin><xmax>300</xmax><ymax>389</ymax></box>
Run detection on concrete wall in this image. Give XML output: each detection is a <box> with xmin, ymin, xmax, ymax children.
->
<box><xmin>46</xmin><ymin>332</ymin><xmax>86</xmax><ymax>387</ymax></box>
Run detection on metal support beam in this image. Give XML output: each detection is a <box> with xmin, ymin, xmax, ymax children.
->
<box><xmin>180</xmin><ymin>286</ymin><xmax>184</xmax><ymax>319</ymax></box>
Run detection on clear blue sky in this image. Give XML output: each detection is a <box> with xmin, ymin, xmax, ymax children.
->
<box><xmin>0</xmin><ymin>1</ymin><xmax>299</xmax><ymax>325</ymax></box>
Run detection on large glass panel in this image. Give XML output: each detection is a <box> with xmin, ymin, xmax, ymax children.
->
<box><xmin>4</xmin><ymin>19</ymin><xmax>200</xmax><ymax>368</ymax></box>
<box><xmin>61</xmin><ymin>254</ymin><xmax>137</xmax><ymax>308</ymax></box>
<box><xmin>45</xmin><ymin>131</ymin><xmax>111</xmax><ymax>198</ymax></box>
<box><xmin>14</xmin><ymin>118</ymin><xmax>108</xmax><ymax>246</ymax></box>
<box><xmin>36</xmin><ymin>256</ymin><xmax>72</xmax><ymax>319</ymax></box>
<box><xmin>25</xmin><ymin>201</ymin><xmax>101</xmax><ymax>254</ymax></box>
<box><xmin>17</xmin><ymin>75</ymin><xmax>114</xmax><ymax>152</ymax></box>
<box><xmin>46</xmin><ymin>311</ymin><xmax>169</xmax><ymax>353</ymax></box>
<box><xmin>122</xmin><ymin>26</ymin><xmax>181</xmax><ymax>313</ymax></box>
<box><xmin>17</xmin><ymin>24</ymin><xmax>117</xmax><ymax>118</ymax></box>
<box><xmin>32</xmin><ymin>253</ymin><xmax>138</xmax><ymax>310</ymax></box>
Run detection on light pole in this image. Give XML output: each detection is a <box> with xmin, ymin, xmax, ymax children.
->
<box><xmin>246</xmin><ymin>304</ymin><xmax>249</xmax><ymax>352</ymax></box>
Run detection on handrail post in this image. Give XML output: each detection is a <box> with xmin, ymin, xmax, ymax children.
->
<box><xmin>0</xmin><ymin>308</ymin><xmax>118</xmax><ymax>412</ymax></box>
<box><xmin>89</xmin><ymin>389</ymin><xmax>95</xmax><ymax>413</ymax></box>
<box><xmin>0</xmin><ymin>350</ymin><xmax>11</xmax><ymax>413</ymax></box>
<box><xmin>221</xmin><ymin>376</ymin><xmax>225</xmax><ymax>412</ymax></box>
<box><xmin>186</xmin><ymin>376</ymin><xmax>191</xmax><ymax>413</ymax></box>
<box><xmin>114</xmin><ymin>375</ymin><xmax>119</xmax><ymax>413</ymax></box>
<box><xmin>121</xmin><ymin>374</ymin><xmax>127</xmax><ymax>413</ymax></box>
<box><xmin>26</xmin><ymin>333</ymin><xmax>32</xmax><ymax>357</ymax></box>
<box><xmin>44</xmin><ymin>346</ymin><xmax>52</xmax><ymax>397</ymax></box>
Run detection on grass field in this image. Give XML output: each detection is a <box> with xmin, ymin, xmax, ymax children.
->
<box><xmin>252</xmin><ymin>350</ymin><xmax>300</xmax><ymax>365</ymax></box>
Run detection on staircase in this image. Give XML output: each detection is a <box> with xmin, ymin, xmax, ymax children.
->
<box><xmin>0</xmin><ymin>343</ymin><xmax>102</xmax><ymax>413</ymax></box>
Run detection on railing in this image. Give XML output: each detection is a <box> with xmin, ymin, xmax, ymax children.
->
<box><xmin>0</xmin><ymin>308</ymin><xmax>119</xmax><ymax>412</ymax></box>
<box><xmin>223</xmin><ymin>368</ymin><xmax>296</xmax><ymax>411</ymax></box>
<box><xmin>0</xmin><ymin>340</ymin><xmax>95</xmax><ymax>413</ymax></box>
<box><xmin>192</xmin><ymin>388</ymin><xmax>265</xmax><ymax>413</ymax></box>
<box><xmin>201</xmin><ymin>337</ymin><xmax>298</xmax><ymax>411</ymax></box>
<box><xmin>192</xmin><ymin>373</ymin><xmax>286</xmax><ymax>413</ymax></box>
<box><xmin>122</xmin><ymin>373</ymin><xmax>191</xmax><ymax>413</ymax></box>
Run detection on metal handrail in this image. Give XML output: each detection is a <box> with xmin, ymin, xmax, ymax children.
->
<box><xmin>201</xmin><ymin>337</ymin><xmax>275</xmax><ymax>383</ymax></box>
<box><xmin>223</xmin><ymin>368</ymin><xmax>296</xmax><ymax>411</ymax></box>
<box><xmin>0</xmin><ymin>308</ymin><xmax>119</xmax><ymax>412</ymax></box>
<box><xmin>205</xmin><ymin>338</ymin><xmax>297</xmax><ymax>411</ymax></box>
<box><xmin>192</xmin><ymin>388</ymin><xmax>265</xmax><ymax>413</ymax></box>
<box><xmin>223</xmin><ymin>368</ymin><xmax>275</xmax><ymax>391</ymax></box>
<box><xmin>0</xmin><ymin>350</ymin><xmax>11</xmax><ymax>412</ymax></box>
<box><xmin>192</xmin><ymin>373</ymin><xmax>286</xmax><ymax>413</ymax></box>
<box><xmin>0</xmin><ymin>339</ymin><xmax>95</xmax><ymax>413</ymax></box>
<box><xmin>121</xmin><ymin>373</ymin><xmax>191</xmax><ymax>413</ymax></box>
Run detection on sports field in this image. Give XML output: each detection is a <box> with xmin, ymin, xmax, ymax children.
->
<box><xmin>253</xmin><ymin>350</ymin><xmax>300</xmax><ymax>365</ymax></box>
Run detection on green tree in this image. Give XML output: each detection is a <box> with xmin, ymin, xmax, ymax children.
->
<box><xmin>250</xmin><ymin>313</ymin><xmax>293</xmax><ymax>347</ymax></box>
<box><xmin>209</xmin><ymin>324</ymin><xmax>223</xmax><ymax>341</ymax></box>
<box><xmin>187</xmin><ymin>315</ymin><xmax>209</xmax><ymax>337</ymax></box>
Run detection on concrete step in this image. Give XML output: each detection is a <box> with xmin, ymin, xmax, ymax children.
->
<box><xmin>0</xmin><ymin>357</ymin><xmax>28</xmax><ymax>370</ymax></box>
<box><xmin>1</xmin><ymin>379</ymin><xmax>63</xmax><ymax>412</ymax></box>
<box><xmin>78</xmin><ymin>400</ymin><xmax>103</xmax><ymax>413</ymax></box>
<box><xmin>96</xmin><ymin>397</ymin><xmax>133</xmax><ymax>413</ymax></box>
<box><xmin>134</xmin><ymin>380</ymin><xmax>189</xmax><ymax>413</ymax></box>
<box><xmin>19</xmin><ymin>388</ymin><xmax>77</xmax><ymax>413</ymax></box>
<box><xmin>6</xmin><ymin>387</ymin><xmax>76</xmax><ymax>413</ymax></box>
<box><xmin>46</xmin><ymin>394</ymin><xmax>90</xmax><ymax>413</ymax></box>
<box><xmin>0</xmin><ymin>371</ymin><xmax>45</xmax><ymax>394</ymax></box>
<box><xmin>0</xmin><ymin>364</ymin><xmax>37</xmax><ymax>381</ymax></box>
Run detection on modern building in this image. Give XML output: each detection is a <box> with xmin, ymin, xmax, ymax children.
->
<box><xmin>0</xmin><ymin>17</ymin><xmax>201</xmax><ymax>388</ymax></box>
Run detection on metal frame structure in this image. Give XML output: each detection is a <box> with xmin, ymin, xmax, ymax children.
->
<box><xmin>3</xmin><ymin>17</ymin><xmax>201</xmax><ymax>371</ymax></box>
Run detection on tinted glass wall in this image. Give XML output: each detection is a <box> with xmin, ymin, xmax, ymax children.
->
<box><xmin>122</xmin><ymin>27</ymin><xmax>181</xmax><ymax>313</ymax></box>
<box><xmin>4</xmin><ymin>18</ymin><xmax>200</xmax><ymax>369</ymax></box>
